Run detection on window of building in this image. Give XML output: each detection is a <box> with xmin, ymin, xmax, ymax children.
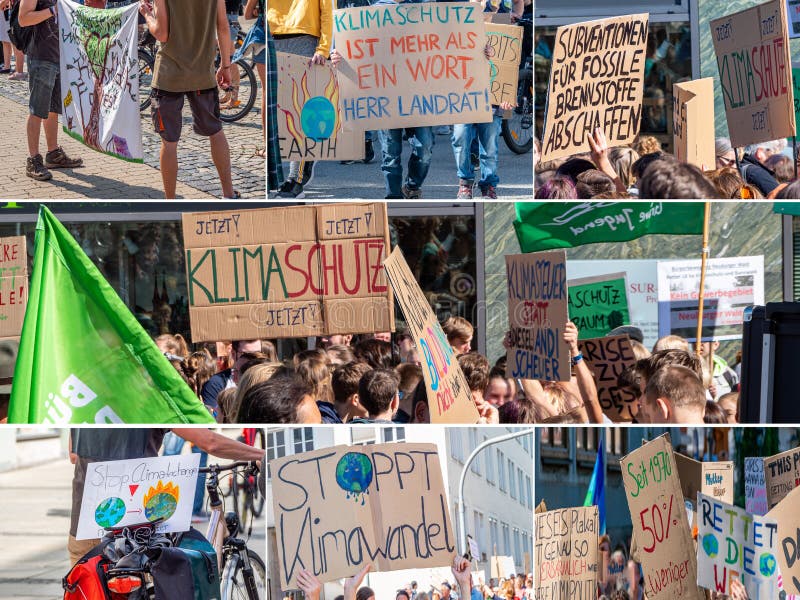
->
<box><xmin>293</xmin><ymin>428</ymin><xmax>314</xmax><ymax>454</ymax></box>
<box><xmin>525</xmin><ymin>475</ymin><xmax>532</xmax><ymax>509</ymax></box>
<box><xmin>485</xmin><ymin>436</ymin><xmax>495</xmax><ymax>485</ymax></box>
<box><xmin>469</xmin><ymin>429</ymin><xmax>481</xmax><ymax>475</ymax></box>
<box><xmin>267</xmin><ymin>430</ymin><xmax>287</xmax><ymax>463</ymax></box>
<box><xmin>473</xmin><ymin>511</ymin><xmax>485</xmax><ymax>559</ymax></box>
<box><xmin>513</xmin><ymin>528</ymin><xmax>521</xmax><ymax>564</ymax></box>
<box><xmin>351</xmin><ymin>428</ymin><xmax>376</xmax><ymax>446</ymax></box>
<box><xmin>451</xmin><ymin>429</ymin><xmax>464</xmax><ymax>462</ymax></box>
<box><xmin>502</xmin><ymin>523</ymin><xmax>511</xmax><ymax>555</ymax></box>
<box><xmin>508</xmin><ymin>459</ymin><xmax>516</xmax><ymax>499</ymax></box>
<box><xmin>382</xmin><ymin>427</ymin><xmax>406</xmax><ymax>443</ymax></box>
<box><xmin>489</xmin><ymin>517</ymin><xmax>499</xmax><ymax>557</ymax></box>
<box><xmin>517</xmin><ymin>468</ymin><xmax>525</xmax><ymax>507</ymax></box>
<box><xmin>497</xmin><ymin>450</ymin><xmax>506</xmax><ymax>491</ymax></box>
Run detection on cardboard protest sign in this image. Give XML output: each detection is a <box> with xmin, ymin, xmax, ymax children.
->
<box><xmin>492</xmin><ymin>555</ymin><xmax>517</xmax><ymax>579</ymax></box>
<box><xmin>58</xmin><ymin>0</ymin><xmax>142</xmax><ymax>161</ymax></box>
<box><xmin>270</xmin><ymin>442</ymin><xmax>455</xmax><ymax>589</ymax></box>
<box><xmin>577</xmin><ymin>335</ymin><xmax>637</xmax><ymax>422</ymax></box>
<box><xmin>541</xmin><ymin>13</ymin><xmax>649</xmax><ymax>162</ymax></box>
<box><xmin>0</xmin><ymin>236</ymin><xmax>27</xmax><ymax>339</ymax></box>
<box><xmin>182</xmin><ymin>203</ymin><xmax>394</xmax><ymax>342</ymax></box>
<box><xmin>332</xmin><ymin>2</ymin><xmax>493</xmax><ymax>129</ymax></box>
<box><xmin>383</xmin><ymin>248</ymin><xmax>479</xmax><ymax>423</ymax></box>
<box><xmin>674</xmin><ymin>454</ymin><xmax>733</xmax><ymax>509</ymax></box>
<box><xmin>767</xmin><ymin>484</ymin><xmax>800</xmax><ymax>594</ymax></box>
<box><xmin>485</xmin><ymin>23</ymin><xmax>523</xmax><ymax>106</ymax></box>
<box><xmin>745</xmin><ymin>457</ymin><xmax>769</xmax><ymax>516</ymax></box>
<box><xmin>76</xmin><ymin>453</ymin><xmax>201</xmax><ymax>540</ymax></box>
<box><xmin>277</xmin><ymin>52</ymin><xmax>363</xmax><ymax>162</ymax></box>
<box><xmin>620</xmin><ymin>434</ymin><xmax>704</xmax><ymax>599</ymax></box>
<box><xmin>697</xmin><ymin>493</ymin><xmax>780</xmax><ymax>597</ymax></box>
<box><xmin>505</xmin><ymin>251</ymin><xmax>570</xmax><ymax>382</ymax></box>
<box><xmin>672</xmin><ymin>78</ymin><xmax>715</xmax><ymax>169</ymax></box>
<box><xmin>710</xmin><ymin>0</ymin><xmax>795</xmax><ymax>148</ymax></box>
<box><xmin>763</xmin><ymin>446</ymin><xmax>800</xmax><ymax>509</ymax></box>
<box><xmin>534</xmin><ymin>505</ymin><xmax>599</xmax><ymax>600</ymax></box>
<box><xmin>568</xmin><ymin>273</ymin><xmax>630</xmax><ymax>340</ymax></box>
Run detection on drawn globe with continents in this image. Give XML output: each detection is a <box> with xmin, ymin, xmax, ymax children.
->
<box><xmin>701</xmin><ymin>533</ymin><xmax>719</xmax><ymax>558</ymax></box>
<box><xmin>336</xmin><ymin>452</ymin><xmax>373</xmax><ymax>504</ymax></box>
<box><xmin>301</xmin><ymin>96</ymin><xmax>336</xmax><ymax>140</ymax></box>
<box><xmin>759</xmin><ymin>552</ymin><xmax>777</xmax><ymax>577</ymax></box>
<box><xmin>95</xmin><ymin>496</ymin><xmax>126</xmax><ymax>528</ymax></box>
<box><xmin>143</xmin><ymin>481</ymin><xmax>180</xmax><ymax>522</ymax></box>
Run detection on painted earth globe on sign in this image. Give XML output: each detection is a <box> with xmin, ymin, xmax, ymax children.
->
<box><xmin>336</xmin><ymin>452</ymin><xmax>373</xmax><ymax>504</ymax></box>
<box><xmin>95</xmin><ymin>497</ymin><xmax>126</xmax><ymax>528</ymax></box>
<box><xmin>300</xmin><ymin>96</ymin><xmax>336</xmax><ymax>140</ymax></box>
<box><xmin>701</xmin><ymin>533</ymin><xmax>719</xmax><ymax>558</ymax></box>
<box><xmin>759</xmin><ymin>552</ymin><xmax>777</xmax><ymax>577</ymax></box>
<box><xmin>143</xmin><ymin>481</ymin><xmax>179</xmax><ymax>522</ymax></box>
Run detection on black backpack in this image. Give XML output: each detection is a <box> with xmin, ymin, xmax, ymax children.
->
<box><xmin>9</xmin><ymin>0</ymin><xmax>34</xmax><ymax>54</ymax></box>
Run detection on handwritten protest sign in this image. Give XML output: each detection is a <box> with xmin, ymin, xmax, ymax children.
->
<box><xmin>767</xmin><ymin>484</ymin><xmax>800</xmax><ymax>594</ymax></box>
<box><xmin>710</xmin><ymin>0</ymin><xmax>795</xmax><ymax>148</ymax></box>
<box><xmin>0</xmin><ymin>236</ymin><xmax>27</xmax><ymax>339</ymax></box>
<box><xmin>505</xmin><ymin>251</ymin><xmax>570</xmax><ymax>382</ymax></box>
<box><xmin>541</xmin><ymin>13</ymin><xmax>649</xmax><ymax>162</ymax></box>
<box><xmin>485</xmin><ymin>23</ymin><xmax>523</xmax><ymax>106</ymax></box>
<box><xmin>58</xmin><ymin>0</ymin><xmax>142</xmax><ymax>161</ymax></box>
<box><xmin>277</xmin><ymin>52</ymin><xmax>363</xmax><ymax>162</ymax></box>
<box><xmin>674</xmin><ymin>454</ymin><xmax>733</xmax><ymax>509</ymax></box>
<box><xmin>672</xmin><ymin>78</ymin><xmax>715</xmax><ymax>169</ymax></box>
<box><xmin>696</xmin><ymin>493</ymin><xmax>780</xmax><ymax>597</ymax></box>
<box><xmin>492</xmin><ymin>555</ymin><xmax>517</xmax><ymax>579</ymax></box>
<box><xmin>383</xmin><ymin>248</ymin><xmax>479</xmax><ymax>423</ymax></box>
<box><xmin>568</xmin><ymin>273</ymin><xmax>630</xmax><ymax>339</ymax></box>
<box><xmin>332</xmin><ymin>2</ymin><xmax>492</xmax><ymax>129</ymax></box>
<box><xmin>745</xmin><ymin>457</ymin><xmax>769</xmax><ymax>516</ymax></box>
<box><xmin>535</xmin><ymin>505</ymin><xmax>598</xmax><ymax>600</ymax></box>
<box><xmin>270</xmin><ymin>442</ymin><xmax>455</xmax><ymax>589</ymax></box>
<box><xmin>182</xmin><ymin>203</ymin><xmax>394</xmax><ymax>342</ymax></box>
<box><xmin>76</xmin><ymin>453</ymin><xmax>201</xmax><ymax>540</ymax></box>
<box><xmin>763</xmin><ymin>446</ymin><xmax>800</xmax><ymax>509</ymax></box>
<box><xmin>577</xmin><ymin>335</ymin><xmax>637</xmax><ymax>422</ymax></box>
<box><xmin>620</xmin><ymin>434</ymin><xmax>704</xmax><ymax>599</ymax></box>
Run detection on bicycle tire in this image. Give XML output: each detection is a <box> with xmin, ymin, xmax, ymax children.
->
<box><xmin>221</xmin><ymin>548</ymin><xmax>266</xmax><ymax>600</ymax></box>
<box><xmin>501</xmin><ymin>70</ymin><xmax>533</xmax><ymax>154</ymax></box>
<box><xmin>138</xmin><ymin>48</ymin><xmax>155</xmax><ymax>112</ymax></box>
<box><xmin>219</xmin><ymin>58</ymin><xmax>257</xmax><ymax>123</ymax></box>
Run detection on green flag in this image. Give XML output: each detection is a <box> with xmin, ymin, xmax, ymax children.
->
<box><xmin>513</xmin><ymin>202</ymin><xmax>705</xmax><ymax>253</ymax></box>
<box><xmin>773</xmin><ymin>202</ymin><xmax>800</xmax><ymax>215</ymax></box>
<box><xmin>9</xmin><ymin>206</ymin><xmax>215</xmax><ymax>424</ymax></box>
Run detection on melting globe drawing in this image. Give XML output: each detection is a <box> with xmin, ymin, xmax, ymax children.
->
<box><xmin>95</xmin><ymin>497</ymin><xmax>126</xmax><ymax>528</ymax></box>
<box><xmin>300</xmin><ymin>96</ymin><xmax>336</xmax><ymax>140</ymax></box>
<box><xmin>759</xmin><ymin>552</ymin><xmax>776</xmax><ymax>577</ymax></box>
<box><xmin>702</xmin><ymin>533</ymin><xmax>719</xmax><ymax>558</ymax></box>
<box><xmin>336</xmin><ymin>452</ymin><xmax>373</xmax><ymax>504</ymax></box>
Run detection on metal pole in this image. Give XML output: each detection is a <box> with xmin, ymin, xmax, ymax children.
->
<box><xmin>457</xmin><ymin>430</ymin><xmax>533</xmax><ymax>556</ymax></box>
<box><xmin>695</xmin><ymin>202</ymin><xmax>711</xmax><ymax>355</ymax></box>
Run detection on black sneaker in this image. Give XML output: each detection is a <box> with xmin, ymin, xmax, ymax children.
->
<box><xmin>402</xmin><ymin>184</ymin><xmax>422</xmax><ymax>199</ymax></box>
<box><xmin>26</xmin><ymin>154</ymin><xmax>52</xmax><ymax>181</ymax></box>
<box><xmin>363</xmin><ymin>139</ymin><xmax>375</xmax><ymax>164</ymax></box>
<box><xmin>300</xmin><ymin>161</ymin><xmax>316</xmax><ymax>186</ymax></box>
<box><xmin>276</xmin><ymin>180</ymin><xmax>306</xmax><ymax>199</ymax></box>
<box><xmin>45</xmin><ymin>146</ymin><xmax>83</xmax><ymax>169</ymax></box>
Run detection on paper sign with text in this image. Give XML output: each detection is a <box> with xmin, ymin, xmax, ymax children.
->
<box><xmin>182</xmin><ymin>203</ymin><xmax>394</xmax><ymax>342</ymax></box>
<box><xmin>577</xmin><ymin>335</ymin><xmax>637</xmax><ymax>422</ymax></box>
<box><xmin>332</xmin><ymin>2</ymin><xmax>493</xmax><ymax>130</ymax></box>
<box><xmin>767</xmin><ymin>484</ymin><xmax>800</xmax><ymax>594</ymax></box>
<box><xmin>763</xmin><ymin>446</ymin><xmax>800</xmax><ymax>509</ymax></box>
<box><xmin>76</xmin><ymin>453</ymin><xmax>201</xmax><ymax>540</ymax></box>
<box><xmin>541</xmin><ymin>13</ymin><xmax>649</xmax><ymax>162</ymax></box>
<box><xmin>270</xmin><ymin>442</ymin><xmax>456</xmax><ymax>589</ymax></box>
<box><xmin>505</xmin><ymin>251</ymin><xmax>570</xmax><ymax>382</ymax></box>
<box><xmin>672</xmin><ymin>78</ymin><xmax>715</xmax><ymax>169</ymax></box>
<box><xmin>534</xmin><ymin>505</ymin><xmax>598</xmax><ymax>600</ymax></box>
<box><xmin>674</xmin><ymin>454</ymin><xmax>734</xmax><ymax>509</ymax></box>
<box><xmin>485</xmin><ymin>22</ymin><xmax>523</xmax><ymax>106</ymax></box>
<box><xmin>620</xmin><ymin>434</ymin><xmax>704</xmax><ymax>600</ymax></box>
<box><xmin>568</xmin><ymin>273</ymin><xmax>630</xmax><ymax>339</ymax></box>
<box><xmin>745</xmin><ymin>457</ymin><xmax>769</xmax><ymax>516</ymax></box>
<box><xmin>0</xmin><ymin>236</ymin><xmax>27</xmax><ymax>339</ymax></box>
<box><xmin>492</xmin><ymin>555</ymin><xmax>517</xmax><ymax>579</ymax></box>
<box><xmin>710</xmin><ymin>0</ymin><xmax>795</xmax><ymax>148</ymax></box>
<box><xmin>383</xmin><ymin>247</ymin><xmax>479</xmax><ymax>423</ymax></box>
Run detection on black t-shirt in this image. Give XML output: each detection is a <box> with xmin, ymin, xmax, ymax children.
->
<box><xmin>29</xmin><ymin>0</ymin><xmax>59</xmax><ymax>64</ymax></box>
<box><xmin>225</xmin><ymin>0</ymin><xmax>242</xmax><ymax>14</ymax></box>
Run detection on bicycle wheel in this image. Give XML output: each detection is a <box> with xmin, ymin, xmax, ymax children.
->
<box><xmin>501</xmin><ymin>69</ymin><xmax>533</xmax><ymax>154</ymax></box>
<box><xmin>138</xmin><ymin>48</ymin><xmax>155</xmax><ymax>112</ymax></box>
<box><xmin>219</xmin><ymin>59</ymin><xmax>257</xmax><ymax>123</ymax></box>
<box><xmin>221</xmin><ymin>549</ymin><xmax>266</xmax><ymax>600</ymax></box>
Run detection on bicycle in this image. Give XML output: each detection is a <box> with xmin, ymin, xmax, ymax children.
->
<box><xmin>137</xmin><ymin>25</ymin><xmax>156</xmax><ymax>111</ymax></box>
<box><xmin>230</xmin><ymin>430</ymin><xmax>266</xmax><ymax>529</ymax></box>
<box><xmin>501</xmin><ymin>16</ymin><xmax>533</xmax><ymax>155</ymax></box>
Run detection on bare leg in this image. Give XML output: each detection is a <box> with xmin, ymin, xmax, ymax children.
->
<box><xmin>209</xmin><ymin>129</ymin><xmax>234</xmax><ymax>197</ymax></box>
<box><xmin>160</xmin><ymin>140</ymin><xmax>179</xmax><ymax>198</ymax></box>
<box><xmin>26</xmin><ymin>114</ymin><xmax>43</xmax><ymax>157</ymax></box>
<box><xmin>2</xmin><ymin>42</ymin><xmax>11</xmax><ymax>69</ymax></box>
<box><xmin>14</xmin><ymin>49</ymin><xmax>24</xmax><ymax>74</ymax></box>
<box><xmin>44</xmin><ymin>112</ymin><xmax>59</xmax><ymax>153</ymax></box>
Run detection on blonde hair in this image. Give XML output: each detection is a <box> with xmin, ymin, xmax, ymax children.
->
<box><xmin>653</xmin><ymin>335</ymin><xmax>690</xmax><ymax>353</ymax></box>
<box><xmin>156</xmin><ymin>333</ymin><xmax>189</xmax><ymax>358</ymax></box>
<box><xmin>633</xmin><ymin>135</ymin><xmax>661</xmax><ymax>156</ymax></box>
<box><xmin>442</xmin><ymin>316</ymin><xmax>474</xmax><ymax>346</ymax></box>
<box><xmin>608</xmin><ymin>147</ymin><xmax>640</xmax><ymax>188</ymax></box>
<box><xmin>232</xmin><ymin>362</ymin><xmax>285</xmax><ymax>420</ymax></box>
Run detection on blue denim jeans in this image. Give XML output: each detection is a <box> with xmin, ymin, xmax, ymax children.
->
<box><xmin>377</xmin><ymin>126</ymin><xmax>433</xmax><ymax>198</ymax></box>
<box><xmin>452</xmin><ymin>115</ymin><xmax>502</xmax><ymax>188</ymax></box>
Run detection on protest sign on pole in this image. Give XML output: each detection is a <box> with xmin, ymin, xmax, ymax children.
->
<box><xmin>763</xmin><ymin>446</ymin><xmax>800</xmax><ymax>509</ymax></box>
<box><xmin>0</xmin><ymin>236</ymin><xmax>27</xmax><ymax>339</ymax></box>
<box><xmin>492</xmin><ymin>555</ymin><xmax>517</xmax><ymax>580</ymax></box>
<box><xmin>485</xmin><ymin>22</ymin><xmax>523</xmax><ymax>106</ymax></box>
<box><xmin>534</xmin><ymin>505</ymin><xmax>599</xmax><ymax>600</ymax></box>
<box><xmin>672</xmin><ymin>78</ymin><xmax>715</xmax><ymax>169</ymax></box>
<box><xmin>58</xmin><ymin>0</ymin><xmax>142</xmax><ymax>161</ymax></box>
<box><xmin>277</xmin><ymin>52</ymin><xmax>364</xmax><ymax>162</ymax></box>
<box><xmin>674</xmin><ymin>454</ymin><xmax>734</xmax><ymax>509</ymax></box>
<box><xmin>710</xmin><ymin>0</ymin><xmax>795</xmax><ymax>148</ymax></box>
<box><xmin>577</xmin><ymin>335</ymin><xmax>637</xmax><ymax>422</ymax></box>
<box><xmin>182</xmin><ymin>203</ymin><xmax>394</xmax><ymax>342</ymax></box>
<box><xmin>656</xmin><ymin>255</ymin><xmax>764</xmax><ymax>342</ymax></box>
<box><xmin>270</xmin><ymin>442</ymin><xmax>455</xmax><ymax>589</ymax></box>
<box><xmin>793</xmin><ymin>64</ymin><xmax>800</xmax><ymax>132</ymax></box>
<box><xmin>620</xmin><ymin>434</ymin><xmax>704</xmax><ymax>600</ymax></box>
<box><xmin>383</xmin><ymin>247</ymin><xmax>479</xmax><ymax>423</ymax></box>
<box><xmin>745</xmin><ymin>457</ymin><xmax>769</xmax><ymax>516</ymax></box>
<box><xmin>76</xmin><ymin>453</ymin><xmax>201</xmax><ymax>540</ymax></box>
<box><xmin>568</xmin><ymin>273</ymin><xmax>630</xmax><ymax>339</ymax></box>
<box><xmin>696</xmin><ymin>493</ymin><xmax>780</xmax><ymax>597</ymax></box>
<box><xmin>540</xmin><ymin>13</ymin><xmax>649</xmax><ymax>162</ymax></box>
<box><xmin>505</xmin><ymin>251</ymin><xmax>570</xmax><ymax>382</ymax></box>
<box><xmin>767</xmin><ymin>484</ymin><xmax>800</xmax><ymax>594</ymax></box>
<box><xmin>332</xmin><ymin>2</ymin><xmax>493</xmax><ymax>130</ymax></box>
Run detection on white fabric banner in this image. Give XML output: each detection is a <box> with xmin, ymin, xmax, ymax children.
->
<box><xmin>58</xmin><ymin>0</ymin><xmax>142</xmax><ymax>161</ymax></box>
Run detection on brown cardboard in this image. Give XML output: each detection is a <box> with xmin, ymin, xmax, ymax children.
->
<box><xmin>182</xmin><ymin>204</ymin><xmax>394</xmax><ymax>342</ymax></box>
<box><xmin>534</xmin><ymin>506</ymin><xmax>599</xmax><ymax>599</ymax></box>
<box><xmin>383</xmin><ymin>247</ymin><xmax>480</xmax><ymax>424</ymax></box>
<box><xmin>485</xmin><ymin>23</ymin><xmax>523</xmax><ymax>106</ymax></box>
<box><xmin>0</xmin><ymin>236</ymin><xmax>27</xmax><ymax>339</ymax></box>
<box><xmin>277</xmin><ymin>52</ymin><xmax>364</xmax><ymax>162</ymax></box>
<box><xmin>577</xmin><ymin>335</ymin><xmax>637</xmax><ymax>422</ymax></box>
<box><xmin>710</xmin><ymin>0</ymin><xmax>795</xmax><ymax>148</ymax></box>
<box><xmin>491</xmin><ymin>556</ymin><xmax>516</xmax><ymax>579</ymax></box>
<box><xmin>674</xmin><ymin>453</ymin><xmax>734</xmax><ymax>507</ymax></box>
<box><xmin>766</xmin><ymin>484</ymin><xmax>800</xmax><ymax>594</ymax></box>
<box><xmin>505</xmin><ymin>251</ymin><xmax>570</xmax><ymax>382</ymax></box>
<box><xmin>490</xmin><ymin>12</ymin><xmax>512</xmax><ymax>25</ymax></box>
<box><xmin>270</xmin><ymin>442</ymin><xmax>456</xmax><ymax>590</ymax></box>
<box><xmin>620</xmin><ymin>434</ymin><xmax>704</xmax><ymax>600</ymax></box>
<box><xmin>763</xmin><ymin>445</ymin><xmax>800</xmax><ymax>509</ymax></box>
<box><xmin>541</xmin><ymin>13</ymin><xmax>649</xmax><ymax>162</ymax></box>
<box><xmin>535</xmin><ymin>500</ymin><xmax>548</xmax><ymax>514</ymax></box>
<box><xmin>332</xmin><ymin>2</ymin><xmax>493</xmax><ymax>130</ymax></box>
<box><xmin>672</xmin><ymin>78</ymin><xmax>716</xmax><ymax>169</ymax></box>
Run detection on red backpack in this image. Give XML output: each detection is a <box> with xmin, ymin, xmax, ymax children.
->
<box><xmin>63</xmin><ymin>554</ymin><xmax>114</xmax><ymax>600</ymax></box>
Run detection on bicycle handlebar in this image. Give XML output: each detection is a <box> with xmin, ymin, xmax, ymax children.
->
<box><xmin>198</xmin><ymin>461</ymin><xmax>259</xmax><ymax>474</ymax></box>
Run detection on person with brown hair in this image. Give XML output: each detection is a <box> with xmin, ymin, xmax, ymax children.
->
<box><xmin>394</xmin><ymin>363</ymin><xmax>422</xmax><ymax>423</ymax></box>
<box><xmin>330</xmin><ymin>361</ymin><xmax>373</xmax><ymax>423</ymax></box>
<box><xmin>457</xmin><ymin>353</ymin><xmax>499</xmax><ymax>424</ymax></box>
<box><xmin>354</xmin><ymin>338</ymin><xmax>395</xmax><ymax>369</ymax></box>
<box><xmin>155</xmin><ymin>333</ymin><xmax>189</xmax><ymax>358</ymax></box>
<box><xmin>351</xmin><ymin>368</ymin><xmax>400</xmax><ymax>423</ymax></box>
<box><xmin>574</xmin><ymin>169</ymin><xmax>615</xmax><ymax>199</ymax></box>
<box><xmin>326</xmin><ymin>344</ymin><xmax>355</xmax><ymax>367</ymax></box>
<box><xmin>232</xmin><ymin>362</ymin><xmax>287</xmax><ymax>420</ymax></box>
<box><xmin>633</xmin><ymin>135</ymin><xmax>661</xmax><ymax>156</ymax></box>
<box><xmin>296</xmin><ymin>353</ymin><xmax>333</xmax><ymax>405</ymax></box>
<box><xmin>638</xmin><ymin>365</ymin><xmax>706</xmax><ymax>424</ymax></box>
<box><xmin>764</xmin><ymin>154</ymin><xmax>794</xmax><ymax>183</ymax></box>
<box><xmin>607</xmin><ymin>146</ymin><xmax>640</xmax><ymax>189</ymax></box>
<box><xmin>442</xmin><ymin>316</ymin><xmax>474</xmax><ymax>354</ymax></box>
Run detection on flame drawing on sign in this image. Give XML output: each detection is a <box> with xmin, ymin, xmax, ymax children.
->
<box><xmin>142</xmin><ymin>480</ymin><xmax>180</xmax><ymax>522</ymax></box>
<box><xmin>280</xmin><ymin>68</ymin><xmax>342</xmax><ymax>147</ymax></box>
